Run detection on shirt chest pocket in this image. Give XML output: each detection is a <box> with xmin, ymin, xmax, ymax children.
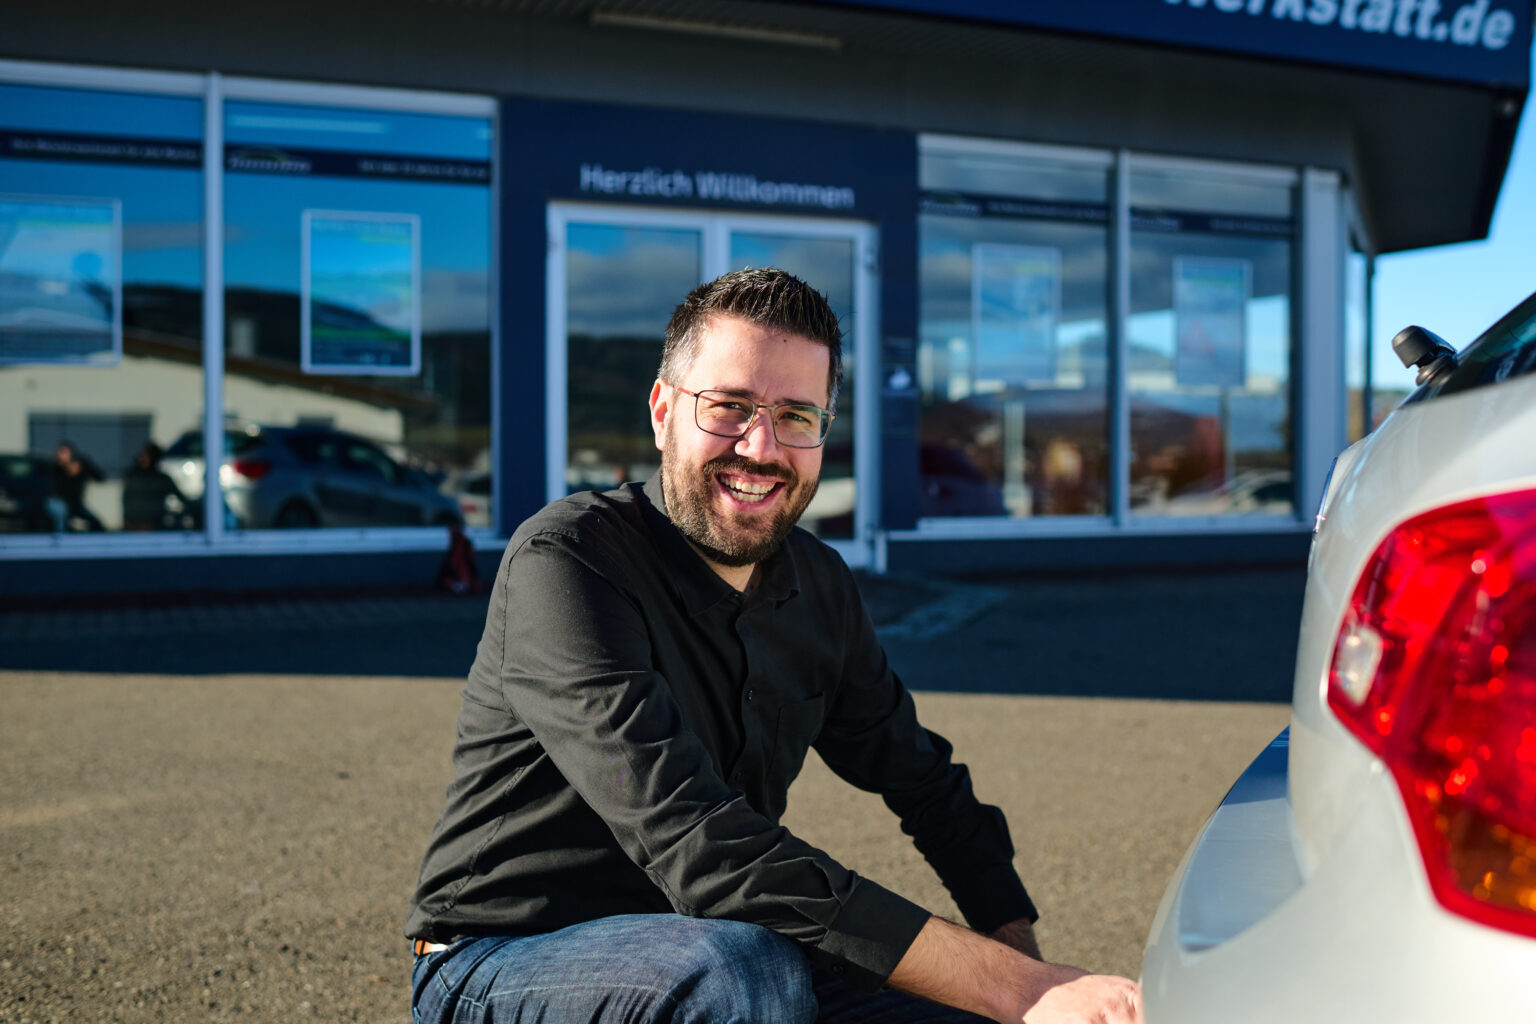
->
<box><xmin>761</xmin><ymin>694</ymin><xmax>825</xmax><ymax>821</ymax></box>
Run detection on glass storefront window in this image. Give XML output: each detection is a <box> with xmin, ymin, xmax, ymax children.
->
<box><xmin>918</xmin><ymin>145</ymin><xmax>1111</xmax><ymax>519</ymax></box>
<box><xmin>0</xmin><ymin>82</ymin><xmax>204</xmax><ymax>534</ymax></box>
<box><xmin>564</xmin><ymin>222</ymin><xmax>701</xmax><ymax>492</ymax></box>
<box><xmin>1127</xmin><ymin>162</ymin><xmax>1294</xmax><ymax>517</ymax></box>
<box><xmin>215</xmin><ymin>100</ymin><xmax>494</xmax><ymax>531</ymax></box>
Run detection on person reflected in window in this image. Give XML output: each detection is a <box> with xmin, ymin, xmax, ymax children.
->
<box><xmin>50</xmin><ymin>440</ymin><xmax>105</xmax><ymax>532</ymax></box>
<box><xmin>122</xmin><ymin>441</ymin><xmax>187</xmax><ymax>531</ymax></box>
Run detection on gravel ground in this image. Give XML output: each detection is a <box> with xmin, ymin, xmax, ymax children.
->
<box><xmin>2</xmin><ymin>565</ymin><xmax>1303</xmax><ymax>1021</ymax></box>
<box><xmin>1</xmin><ymin>671</ymin><xmax>1286</xmax><ymax>1023</ymax></box>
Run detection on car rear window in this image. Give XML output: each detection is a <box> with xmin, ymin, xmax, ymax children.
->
<box><xmin>1403</xmin><ymin>290</ymin><xmax>1536</xmax><ymax>407</ymax></box>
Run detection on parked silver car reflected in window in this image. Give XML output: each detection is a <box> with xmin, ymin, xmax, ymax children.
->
<box><xmin>160</xmin><ymin>425</ymin><xmax>462</xmax><ymax>530</ymax></box>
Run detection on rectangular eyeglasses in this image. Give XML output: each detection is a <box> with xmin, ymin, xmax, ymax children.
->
<box><xmin>666</xmin><ymin>382</ymin><xmax>833</xmax><ymax>449</ymax></box>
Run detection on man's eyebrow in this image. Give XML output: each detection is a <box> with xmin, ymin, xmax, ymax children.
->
<box><xmin>707</xmin><ymin>386</ymin><xmax>825</xmax><ymax>408</ymax></box>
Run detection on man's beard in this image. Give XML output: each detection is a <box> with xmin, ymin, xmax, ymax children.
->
<box><xmin>661</xmin><ymin>421</ymin><xmax>820</xmax><ymax>569</ymax></box>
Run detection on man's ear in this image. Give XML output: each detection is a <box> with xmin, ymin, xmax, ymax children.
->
<box><xmin>648</xmin><ymin>380</ymin><xmax>669</xmax><ymax>453</ymax></box>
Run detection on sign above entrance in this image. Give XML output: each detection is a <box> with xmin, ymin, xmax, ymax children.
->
<box><xmin>814</xmin><ymin>0</ymin><xmax>1531</xmax><ymax>90</ymax></box>
<box><xmin>578</xmin><ymin>163</ymin><xmax>856</xmax><ymax>211</ymax></box>
<box><xmin>500</xmin><ymin>96</ymin><xmax>912</xmax><ymax>224</ymax></box>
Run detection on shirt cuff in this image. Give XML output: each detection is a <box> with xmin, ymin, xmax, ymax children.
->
<box><xmin>947</xmin><ymin>861</ymin><xmax>1038</xmax><ymax>934</ymax></box>
<box><xmin>808</xmin><ymin>876</ymin><xmax>933</xmax><ymax>991</ymax></box>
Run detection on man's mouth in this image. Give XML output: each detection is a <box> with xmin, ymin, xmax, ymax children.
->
<box><xmin>717</xmin><ymin>474</ymin><xmax>782</xmax><ymax>505</ymax></box>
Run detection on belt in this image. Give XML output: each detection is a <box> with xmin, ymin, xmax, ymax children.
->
<box><xmin>412</xmin><ymin>938</ymin><xmax>450</xmax><ymax>957</ymax></box>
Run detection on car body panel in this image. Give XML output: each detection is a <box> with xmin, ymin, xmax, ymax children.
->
<box><xmin>1170</xmin><ymin>730</ymin><xmax>1300</xmax><ymax>954</ymax></box>
<box><xmin>1142</xmin><ymin>293</ymin><xmax>1536</xmax><ymax>1022</ymax></box>
<box><xmin>1143</xmin><ymin>749</ymin><xmax>1536</xmax><ymax>1022</ymax></box>
<box><xmin>1292</xmin><ymin>371</ymin><xmax>1536</xmax><ymax>874</ymax></box>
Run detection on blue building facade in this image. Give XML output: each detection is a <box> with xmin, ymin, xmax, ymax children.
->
<box><xmin>0</xmin><ymin>0</ymin><xmax>1528</xmax><ymax>593</ymax></box>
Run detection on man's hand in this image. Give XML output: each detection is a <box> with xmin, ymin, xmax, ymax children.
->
<box><xmin>888</xmin><ymin>917</ymin><xmax>1143</xmax><ymax>1024</ymax></box>
<box><xmin>1019</xmin><ymin>964</ymin><xmax>1142</xmax><ymax>1024</ymax></box>
<box><xmin>990</xmin><ymin>917</ymin><xmax>1043</xmax><ymax>961</ymax></box>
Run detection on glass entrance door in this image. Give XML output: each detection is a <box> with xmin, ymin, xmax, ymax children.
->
<box><xmin>547</xmin><ymin>204</ymin><xmax>876</xmax><ymax>565</ymax></box>
<box><xmin>557</xmin><ymin>220</ymin><xmax>702</xmax><ymax>496</ymax></box>
<box><xmin>728</xmin><ymin>230</ymin><xmax>857</xmax><ymax>540</ymax></box>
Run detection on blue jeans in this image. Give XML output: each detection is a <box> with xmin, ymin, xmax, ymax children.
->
<box><xmin>411</xmin><ymin>915</ymin><xmax>991</xmax><ymax>1023</ymax></box>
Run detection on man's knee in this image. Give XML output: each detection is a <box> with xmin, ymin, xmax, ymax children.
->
<box><xmin>658</xmin><ymin>918</ymin><xmax>816</xmax><ymax>1024</ymax></box>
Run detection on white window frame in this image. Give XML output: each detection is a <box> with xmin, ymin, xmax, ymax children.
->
<box><xmin>546</xmin><ymin>201</ymin><xmax>880</xmax><ymax>568</ymax></box>
<box><xmin>0</xmin><ymin>59</ymin><xmax>500</xmax><ymax>560</ymax></box>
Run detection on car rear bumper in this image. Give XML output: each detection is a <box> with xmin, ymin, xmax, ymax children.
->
<box><xmin>1141</xmin><ymin>728</ymin><xmax>1536</xmax><ymax>1022</ymax></box>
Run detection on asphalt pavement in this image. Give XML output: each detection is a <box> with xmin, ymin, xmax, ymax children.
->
<box><xmin>1</xmin><ymin>564</ymin><xmax>1304</xmax><ymax>1022</ymax></box>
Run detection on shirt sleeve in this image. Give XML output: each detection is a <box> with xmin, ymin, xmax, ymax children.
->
<box><xmin>813</xmin><ymin>566</ymin><xmax>1039</xmax><ymax>934</ymax></box>
<box><xmin>495</xmin><ymin>527</ymin><xmax>931</xmax><ymax>989</ymax></box>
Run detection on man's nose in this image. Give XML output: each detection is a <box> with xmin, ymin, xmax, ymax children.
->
<box><xmin>734</xmin><ymin>410</ymin><xmax>785</xmax><ymax>461</ymax></box>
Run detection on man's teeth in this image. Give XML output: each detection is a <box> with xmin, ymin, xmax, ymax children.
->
<box><xmin>722</xmin><ymin>478</ymin><xmax>776</xmax><ymax>502</ymax></box>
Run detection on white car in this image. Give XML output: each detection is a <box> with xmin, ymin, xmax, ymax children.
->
<box><xmin>1140</xmin><ymin>290</ymin><xmax>1536</xmax><ymax>1022</ymax></box>
<box><xmin>444</xmin><ymin>469</ymin><xmax>493</xmax><ymax>529</ymax></box>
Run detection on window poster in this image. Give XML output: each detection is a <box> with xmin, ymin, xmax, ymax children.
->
<box><xmin>970</xmin><ymin>243</ymin><xmax>1060</xmax><ymax>388</ymax></box>
<box><xmin>1174</xmin><ymin>256</ymin><xmax>1250</xmax><ymax>388</ymax></box>
<box><xmin>0</xmin><ymin>194</ymin><xmax>122</xmax><ymax>366</ymax></box>
<box><xmin>301</xmin><ymin>210</ymin><xmax>420</xmax><ymax>376</ymax></box>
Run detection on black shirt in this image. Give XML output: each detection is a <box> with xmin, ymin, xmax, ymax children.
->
<box><xmin>405</xmin><ymin>474</ymin><xmax>1036</xmax><ymax>989</ymax></box>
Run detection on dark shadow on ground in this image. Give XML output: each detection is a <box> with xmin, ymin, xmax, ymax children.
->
<box><xmin>0</xmin><ymin>586</ymin><xmax>494</xmax><ymax>678</ymax></box>
<box><xmin>1</xmin><ymin>567</ymin><xmax>1306</xmax><ymax>702</ymax></box>
<box><xmin>880</xmin><ymin>566</ymin><xmax>1307</xmax><ymax>703</ymax></box>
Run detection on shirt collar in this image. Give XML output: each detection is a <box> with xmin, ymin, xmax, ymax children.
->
<box><xmin>639</xmin><ymin>471</ymin><xmax>801</xmax><ymax>614</ymax></box>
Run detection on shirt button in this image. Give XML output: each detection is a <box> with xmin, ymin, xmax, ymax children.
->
<box><xmin>745</xmin><ymin>689</ymin><xmax>755</xmax><ymax>702</ymax></box>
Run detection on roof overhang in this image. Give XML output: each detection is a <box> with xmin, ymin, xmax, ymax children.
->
<box><xmin>814</xmin><ymin>1</ymin><xmax>1532</xmax><ymax>92</ymax></box>
<box><xmin>800</xmin><ymin>0</ymin><xmax>1533</xmax><ymax>253</ymax></box>
<box><xmin>550</xmin><ymin>0</ymin><xmax>1531</xmax><ymax>252</ymax></box>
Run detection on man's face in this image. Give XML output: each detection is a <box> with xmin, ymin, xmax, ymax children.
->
<box><xmin>650</xmin><ymin>315</ymin><xmax>829</xmax><ymax>569</ymax></box>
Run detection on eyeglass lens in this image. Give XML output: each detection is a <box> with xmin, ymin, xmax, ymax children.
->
<box><xmin>694</xmin><ymin>391</ymin><xmax>828</xmax><ymax>448</ymax></box>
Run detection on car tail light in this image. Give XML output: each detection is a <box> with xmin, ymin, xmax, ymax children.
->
<box><xmin>1328</xmin><ymin>488</ymin><xmax>1536</xmax><ymax>939</ymax></box>
<box><xmin>230</xmin><ymin>457</ymin><xmax>272</xmax><ymax>481</ymax></box>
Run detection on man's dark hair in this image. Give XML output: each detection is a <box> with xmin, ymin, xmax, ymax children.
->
<box><xmin>659</xmin><ymin>267</ymin><xmax>843</xmax><ymax>411</ymax></box>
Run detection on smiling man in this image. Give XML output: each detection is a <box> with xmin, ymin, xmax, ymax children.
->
<box><xmin>405</xmin><ymin>268</ymin><xmax>1141</xmax><ymax>1024</ymax></box>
